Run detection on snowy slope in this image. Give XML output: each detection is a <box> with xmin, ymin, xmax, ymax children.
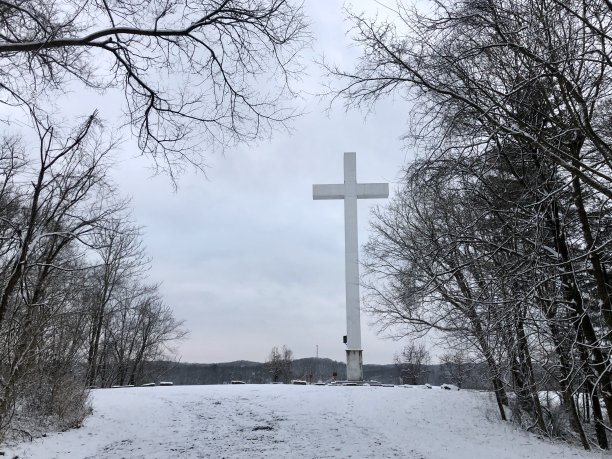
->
<box><xmin>5</xmin><ymin>384</ymin><xmax>608</xmax><ymax>458</ymax></box>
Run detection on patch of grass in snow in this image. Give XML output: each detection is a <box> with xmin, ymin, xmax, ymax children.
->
<box><xmin>252</xmin><ymin>425</ymin><xmax>274</xmax><ymax>431</ymax></box>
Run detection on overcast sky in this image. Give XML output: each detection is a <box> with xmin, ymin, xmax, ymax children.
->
<box><xmin>107</xmin><ymin>1</ymin><xmax>416</xmax><ymax>365</ymax></box>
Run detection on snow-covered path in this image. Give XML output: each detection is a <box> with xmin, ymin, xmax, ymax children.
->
<box><xmin>5</xmin><ymin>384</ymin><xmax>608</xmax><ymax>458</ymax></box>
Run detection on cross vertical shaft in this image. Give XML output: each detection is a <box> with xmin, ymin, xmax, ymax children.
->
<box><xmin>343</xmin><ymin>154</ymin><xmax>362</xmax><ymax>351</ymax></box>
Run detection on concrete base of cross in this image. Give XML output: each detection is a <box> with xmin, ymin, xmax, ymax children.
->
<box><xmin>346</xmin><ymin>349</ymin><xmax>363</xmax><ymax>381</ymax></box>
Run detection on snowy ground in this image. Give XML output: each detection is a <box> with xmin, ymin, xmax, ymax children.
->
<box><xmin>4</xmin><ymin>384</ymin><xmax>609</xmax><ymax>458</ymax></box>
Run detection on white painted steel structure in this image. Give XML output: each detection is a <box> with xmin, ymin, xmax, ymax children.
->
<box><xmin>313</xmin><ymin>152</ymin><xmax>389</xmax><ymax>381</ymax></box>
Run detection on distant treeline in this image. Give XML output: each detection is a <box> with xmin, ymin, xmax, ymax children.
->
<box><xmin>142</xmin><ymin>358</ymin><xmax>491</xmax><ymax>389</ymax></box>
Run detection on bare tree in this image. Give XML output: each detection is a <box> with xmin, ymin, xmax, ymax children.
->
<box><xmin>0</xmin><ymin>108</ymin><xmax>189</xmax><ymax>441</ymax></box>
<box><xmin>394</xmin><ymin>342</ymin><xmax>430</xmax><ymax>385</ymax></box>
<box><xmin>105</xmin><ymin>284</ymin><xmax>187</xmax><ymax>387</ymax></box>
<box><xmin>266</xmin><ymin>344</ymin><xmax>292</xmax><ymax>383</ymax></box>
<box><xmin>328</xmin><ymin>0</ymin><xmax>612</xmax><ymax>449</ymax></box>
<box><xmin>0</xmin><ymin>0</ymin><xmax>308</xmax><ymax>178</ymax></box>
<box><xmin>440</xmin><ymin>351</ymin><xmax>470</xmax><ymax>389</ymax></box>
<box><xmin>84</xmin><ymin>217</ymin><xmax>147</xmax><ymax>386</ymax></box>
<box><xmin>0</xmin><ymin>112</ymin><xmax>122</xmax><ymax>440</ymax></box>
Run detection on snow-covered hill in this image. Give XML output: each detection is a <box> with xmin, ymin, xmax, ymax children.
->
<box><xmin>5</xmin><ymin>385</ymin><xmax>607</xmax><ymax>458</ymax></box>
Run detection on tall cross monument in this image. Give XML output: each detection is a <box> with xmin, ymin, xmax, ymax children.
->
<box><xmin>313</xmin><ymin>152</ymin><xmax>389</xmax><ymax>381</ymax></box>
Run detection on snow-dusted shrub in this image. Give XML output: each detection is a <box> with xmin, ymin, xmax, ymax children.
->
<box><xmin>6</xmin><ymin>364</ymin><xmax>91</xmax><ymax>443</ymax></box>
<box><xmin>545</xmin><ymin>402</ymin><xmax>572</xmax><ymax>441</ymax></box>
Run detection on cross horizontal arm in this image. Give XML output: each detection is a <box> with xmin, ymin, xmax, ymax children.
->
<box><xmin>313</xmin><ymin>184</ymin><xmax>345</xmax><ymax>200</ymax></box>
<box><xmin>356</xmin><ymin>183</ymin><xmax>389</xmax><ymax>199</ymax></box>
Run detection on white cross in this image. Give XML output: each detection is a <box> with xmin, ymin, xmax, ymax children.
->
<box><xmin>313</xmin><ymin>152</ymin><xmax>389</xmax><ymax>381</ymax></box>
